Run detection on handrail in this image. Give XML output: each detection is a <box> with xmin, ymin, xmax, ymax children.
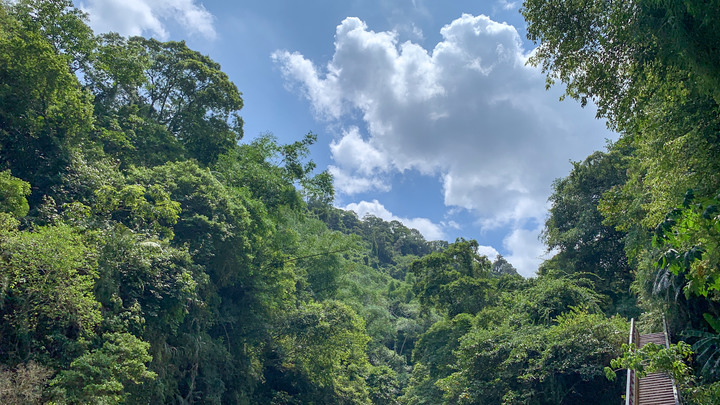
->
<box><xmin>663</xmin><ymin>316</ymin><xmax>682</xmax><ymax>405</ymax></box>
<box><xmin>626</xmin><ymin>318</ymin><xmax>638</xmax><ymax>405</ymax></box>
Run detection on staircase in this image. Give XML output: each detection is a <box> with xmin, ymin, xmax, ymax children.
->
<box><xmin>625</xmin><ymin>319</ymin><xmax>681</xmax><ymax>405</ymax></box>
<box><xmin>636</xmin><ymin>333</ymin><xmax>678</xmax><ymax>404</ymax></box>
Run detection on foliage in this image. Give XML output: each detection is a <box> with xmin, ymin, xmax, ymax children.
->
<box><xmin>0</xmin><ymin>222</ymin><xmax>101</xmax><ymax>363</ymax></box>
<box><xmin>524</xmin><ymin>0</ymin><xmax>720</xmax><ymax>396</ymax></box>
<box><xmin>610</xmin><ymin>336</ymin><xmax>720</xmax><ymax>405</ymax></box>
<box><xmin>541</xmin><ymin>149</ymin><xmax>636</xmax><ymax>315</ymax></box>
<box><xmin>367</xmin><ymin>365</ymin><xmax>400</xmax><ymax>405</ymax></box>
<box><xmin>519</xmin><ymin>276</ymin><xmax>602</xmax><ymax>325</ymax></box>
<box><xmin>93</xmin><ymin>183</ymin><xmax>181</xmax><ymax>239</ymax></box>
<box><xmin>51</xmin><ymin>332</ymin><xmax>156</xmax><ymax>404</ymax></box>
<box><xmin>0</xmin><ymin>170</ymin><xmax>30</xmax><ymax>217</ymax></box>
<box><xmin>523</xmin><ymin>0</ymin><xmax>720</xmax><ymax>296</ymax></box>
<box><xmin>609</xmin><ymin>340</ymin><xmax>693</xmax><ymax>382</ymax></box>
<box><xmin>490</xmin><ymin>255</ymin><xmax>518</xmax><ymax>278</ymax></box>
<box><xmin>0</xmin><ymin>1</ymin><xmax>93</xmax><ymax>202</ymax></box>
<box><xmin>684</xmin><ymin>313</ymin><xmax>720</xmax><ymax>379</ymax></box>
<box><xmin>93</xmin><ymin>227</ymin><xmax>201</xmax><ymax>337</ymax></box>
<box><xmin>140</xmin><ymin>38</ymin><xmax>243</xmax><ymax>165</ymax></box>
<box><xmin>522</xmin><ymin>0</ymin><xmax>720</xmax><ymax>127</ymax></box>
<box><xmin>399</xmin><ymin>275</ymin><xmax>622</xmax><ymax>405</ymax></box>
<box><xmin>411</xmin><ymin>239</ymin><xmax>491</xmax><ymax>316</ymax></box>
<box><xmin>399</xmin><ymin>314</ymin><xmax>474</xmax><ymax>404</ymax></box>
<box><xmin>268</xmin><ymin>300</ymin><xmax>371</xmax><ymax>404</ymax></box>
<box><xmin>653</xmin><ymin>190</ymin><xmax>720</xmax><ymax>298</ymax></box>
<box><xmin>86</xmin><ymin>35</ymin><xmax>244</xmax><ymax>167</ymax></box>
<box><xmin>214</xmin><ymin>132</ymin><xmax>332</xmax><ymax>212</ymax></box>
<box><xmin>685</xmin><ymin>381</ymin><xmax>720</xmax><ymax>405</ymax></box>
<box><xmin>441</xmin><ymin>308</ymin><xmax>627</xmax><ymax>404</ymax></box>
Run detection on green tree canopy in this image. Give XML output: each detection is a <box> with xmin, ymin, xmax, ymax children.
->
<box><xmin>541</xmin><ymin>149</ymin><xmax>636</xmax><ymax>315</ymax></box>
<box><xmin>411</xmin><ymin>239</ymin><xmax>491</xmax><ymax>316</ymax></box>
<box><xmin>0</xmin><ymin>2</ymin><xmax>93</xmax><ymax>201</ymax></box>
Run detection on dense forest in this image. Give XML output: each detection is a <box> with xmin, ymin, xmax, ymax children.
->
<box><xmin>0</xmin><ymin>0</ymin><xmax>719</xmax><ymax>403</ymax></box>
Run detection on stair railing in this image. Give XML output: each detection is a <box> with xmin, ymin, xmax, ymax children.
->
<box><xmin>626</xmin><ymin>318</ymin><xmax>639</xmax><ymax>405</ymax></box>
<box><xmin>663</xmin><ymin>316</ymin><xmax>682</xmax><ymax>405</ymax></box>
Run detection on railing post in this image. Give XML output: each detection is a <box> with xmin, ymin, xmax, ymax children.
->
<box><xmin>626</xmin><ymin>318</ymin><xmax>636</xmax><ymax>405</ymax></box>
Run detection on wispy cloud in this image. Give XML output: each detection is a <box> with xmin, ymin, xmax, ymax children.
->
<box><xmin>497</xmin><ymin>0</ymin><xmax>519</xmax><ymax>11</ymax></box>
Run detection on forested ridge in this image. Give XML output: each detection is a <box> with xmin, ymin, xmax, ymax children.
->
<box><xmin>0</xmin><ymin>0</ymin><xmax>719</xmax><ymax>404</ymax></box>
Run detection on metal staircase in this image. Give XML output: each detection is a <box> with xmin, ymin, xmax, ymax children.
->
<box><xmin>625</xmin><ymin>319</ymin><xmax>681</xmax><ymax>405</ymax></box>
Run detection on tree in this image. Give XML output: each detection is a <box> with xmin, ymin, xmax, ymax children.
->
<box><xmin>519</xmin><ymin>276</ymin><xmax>603</xmax><ymax>325</ymax></box>
<box><xmin>367</xmin><ymin>365</ymin><xmax>400</xmax><ymax>405</ymax></box>
<box><xmin>522</xmin><ymin>0</ymin><xmax>720</xmax><ymax>127</ymax></box>
<box><xmin>411</xmin><ymin>239</ymin><xmax>491</xmax><ymax>316</ymax></box>
<box><xmin>523</xmin><ymin>0</ymin><xmax>720</xmax><ymax>230</ymax></box>
<box><xmin>653</xmin><ymin>190</ymin><xmax>720</xmax><ymax>300</ymax></box>
<box><xmin>541</xmin><ymin>150</ymin><xmax>636</xmax><ymax>315</ymax></box>
<box><xmin>279</xmin><ymin>208</ymin><xmax>358</xmax><ymax>300</ymax></box>
<box><xmin>440</xmin><ymin>309</ymin><xmax>626</xmax><ymax>405</ymax></box>
<box><xmin>93</xmin><ymin>227</ymin><xmax>202</xmax><ymax>339</ymax></box>
<box><xmin>0</xmin><ymin>361</ymin><xmax>53</xmax><ymax>405</ymax></box>
<box><xmin>266</xmin><ymin>300</ymin><xmax>371</xmax><ymax>404</ymax></box>
<box><xmin>523</xmin><ymin>0</ymin><xmax>720</xmax><ymax>393</ymax></box>
<box><xmin>490</xmin><ymin>255</ymin><xmax>518</xmax><ymax>278</ymax></box>
<box><xmin>83</xmin><ymin>34</ymin><xmax>244</xmax><ymax>167</ymax></box>
<box><xmin>214</xmin><ymin>133</ymin><xmax>329</xmax><ymax>212</ymax></box>
<box><xmin>7</xmin><ymin>0</ymin><xmax>95</xmax><ymax>74</ymax></box>
<box><xmin>0</xmin><ymin>171</ymin><xmax>30</xmax><ymax>218</ymax></box>
<box><xmin>646</xmin><ymin>191</ymin><xmax>720</xmax><ymax>337</ymax></box>
<box><xmin>137</xmin><ymin>38</ymin><xmax>244</xmax><ymax>165</ymax></box>
<box><xmin>51</xmin><ymin>332</ymin><xmax>156</xmax><ymax>404</ymax></box>
<box><xmin>400</xmin><ymin>314</ymin><xmax>474</xmax><ymax>404</ymax></box>
<box><xmin>0</xmin><ymin>2</ymin><xmax>93</xmax><ymax>203</ymax></box>
<box><xmin>0</xmin><ymin>221</ymin><xmax>101</xmax><ymax>364</ymax></box>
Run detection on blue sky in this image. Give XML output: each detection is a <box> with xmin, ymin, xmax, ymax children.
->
<box><xmin>74</xmin><ymin>0</ymin><xmax>614</xmax><ymax>276</ymax></box>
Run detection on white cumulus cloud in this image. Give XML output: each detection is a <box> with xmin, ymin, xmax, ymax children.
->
<box><xmin>345</xmin><ymin>200</ymin><xmax>445</xmax><ymax>241</ymax></box>
<box><xmin>274</xmin><ymin>14</ymin><xmax>612</xmax><ymax>276</ymax></box>
<box><xmin>328</xmin><ymin>126</ymin><xmax>392</xmax><ymax>195</ymax></box>
<box><xmin>328</xmin><ymin>166</ymin><xmax>391</xmax><ymax>195</ymax></box>
<box><xmin>476</xmin><ymin>245</ymin><xmax>500</xmax><ymax>260</ymax></box>
<box><xmin>78</xmin><ymin>0</ymin><xmax>216</xmax><ymax>40</ymax></box>
<box><xmin>503</xmin><ymin>225</ymin><xmax>551</xmax><ymax>277</ymax></box>
<box><xmin>330</xmin><ymin>127</ymin><xmax>390</xmax><ymax>176</ymax></box>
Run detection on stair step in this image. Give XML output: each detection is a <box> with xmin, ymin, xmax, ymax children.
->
<box><xmin>635</xmin><ymin>333</ymin><xmax>677</xmax><ymax>405</ymax></box>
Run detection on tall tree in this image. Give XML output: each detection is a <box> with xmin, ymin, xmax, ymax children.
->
<box><xmin>523</xmin><ymin>0</ymin><xmax>720</xmax><ymax>396</ymax></box>
<box><xmin>541</xmin><ymin>149</ymin><xmax>636</xmax><ymax>315</ymax></box>
<box><xmin>490</xmin><ymin>255</ymin><xmax>519</xmax><ymax>278</ymax></box>
<box><xmin>0</xmin><ymin>2</ymin><xmax>93</xmax><ymax>202</ymax></box>
<box><xmin>411</xmin><ymin>239</ymin><xmax>491</xmax><ymax>316</ymax></box>
<box><xmin>522</xmin><ymin>0</ymin><xmax>720</xmax><ymax>302</ymax></box>
<box><xmin>83</xmin><ymin>34</ymin><xmax>245</xmax><ymax>167</ymax></box>
<box><xmin>0</xmin><ymin>220</ymin><xmax>101</xmax><ymax>365</ymax></box>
